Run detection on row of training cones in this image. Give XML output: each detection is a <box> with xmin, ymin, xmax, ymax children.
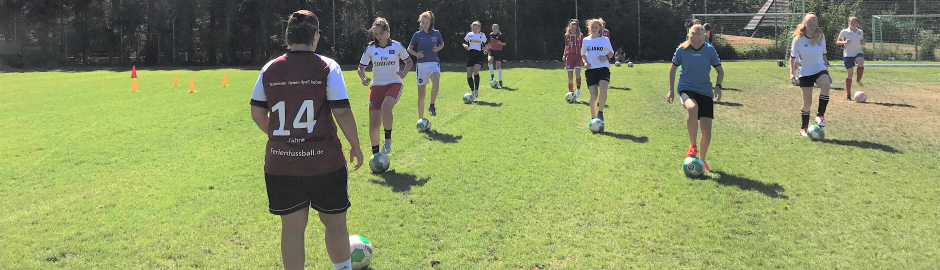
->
<box><xmin>131</xmin><ymin>65</ymin><xmax>229</xmax><ymax>93</ymax></box>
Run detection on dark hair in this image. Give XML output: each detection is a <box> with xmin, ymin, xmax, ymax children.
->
<box><xmin>286</xmin><ymin>10</ymin><xmax>319</xmax><ymax>46</ymax></box>
<box><xmin>684</xmin><ymin>19</ymin><xmax>693</xmax><ymax>29</ymax></box>
<box><xmin>368</xmin><ymin>17</ymin><xmax>389</xmax><ymax>45</ymax></box>
<box><xmin>703</xmin><ymin>23</ymin><xmax>711</xmax><ymax>31</ymax></box>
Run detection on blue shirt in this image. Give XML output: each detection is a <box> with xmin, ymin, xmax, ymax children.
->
<box><xmin>672</xmin><ymin>43</ymin><xmax>721</xmax><ymax>97</ymax></box>
<box><xmin>409</xmin><ymin>29</ymin><xmax>444</xmax><ymax>63</ymax></box>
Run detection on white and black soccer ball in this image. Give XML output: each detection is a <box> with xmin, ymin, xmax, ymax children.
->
<box><xmin>615</xmin><ymin>61</ymin><xmax>621</xmax><ymax>67</ymax></box>
<box><xmin>565</xmin><ymin>92</ymin><xmax>576</xmax><ymax>103</ymax></box>
<box><xmin>627</xmin><ymin>61</ymin><xmax>634</xmax><ymax>67</ymax></box>
<box><xmin>463</xmin><ymin>93</ymin><xmax>474</xmax><ymax>104</ymax></box>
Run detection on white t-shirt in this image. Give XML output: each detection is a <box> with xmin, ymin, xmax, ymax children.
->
<box><xmin>251</xmin><ymin>54</ymin><xmax>348</xmax><ymax>102</ymax></box>
<box><xmin>464</xmin><ymin>32</ymin><xmax>487</xmax><ymax>51</ymax></box>
<box><xmin>359</xmin><ymin>40</ymin><xmax>410</xmax><ymax>86</ymax></box>
<box><xmin>580</xmin><ymin>36</ymin><xmax>614</xmax><ymax>69</ymax></box>
<box><xmin>790</xmin><ymin>34</ymin><xmax>828</xmax><ymax>77</ymax></box>
<box><xmin>838</xmin><ymin>28</ymin><xmax>864</xmax><ymax>57</ymax></box>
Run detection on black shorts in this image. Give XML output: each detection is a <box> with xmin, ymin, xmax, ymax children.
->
<box><xmin>678</xmin><ymin>90</ymin><xmax>715</xmax><ymax>119</ymax></box>
<box><xmin>585</xmin><ymin>67</ymin><xmax>611</xmax><ymax>87</ymax></box>
<box><xmin>489</xmin><ymin>50</ymin><xmax>504</xmax><ymax>62</ymax></box>
<box><xmin>466</xmin><ymin>49</ymin><xmax>486</xmax><ymax>67</ymax></box>
<box><xmin>798</xmin><ymin>70</ymin><xmax>830</xmax><ymax>87</ymax></box>
<box><xmin>264</xmin><ymin>166</ymin><xmax>350</xmax><ymax>215</ymax></box>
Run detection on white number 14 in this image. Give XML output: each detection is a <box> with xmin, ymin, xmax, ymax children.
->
<box><xmin>271</xmin><ymin>100</ymin><xmax>317</xmax><ymax>136</ymax></box>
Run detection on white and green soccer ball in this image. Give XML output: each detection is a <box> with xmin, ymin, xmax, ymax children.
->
<box><xmin>490</xmin><ymin>79</ymin><xmax>498</xmax><ymax>87</ymax></box>
<box><xmin>807</xmin><ymin>124</ymin><xmax>825</xmax><ymax>141</ymax></box>
<box><xmin>683</xmin><ymin>157</ymin><xmax>705</xmax><ymax>178</ymax></box>
<box><xmin>463</xmin><ymin>93</ymin><xmax>474</xmax><ymax>104</ymax></box>
<box><xmin>349</xmin><ymin>235</ymin><xmax>373</xmax><ymax>270</ymax></box>
<box><xmin>565</xmin><ymin>92</ymin><xmax>576</xmax><ymax>103</ymax></box>
<box><xmin>615</xmin><ymin>61</ymin><xmax>621</xmax><ymax>67</ymax></box>
<box><xmin>589</xmin><ymin>118</ymin><xmax>604</xmax><ymax>133</ymax></box>
<box><xmin>416</xmin><ymin>118</ymin><xmax>431</xmax><ymax>132</ymax></box>
<box><xmin>627</xmin><ymin>61</ymin><xmax>634</xmax><ymax>67</ymax></box>
<box><xmin>369</xmin><ymin>153</ymin><xmax>389</xmax><ymax>173</ymax></box>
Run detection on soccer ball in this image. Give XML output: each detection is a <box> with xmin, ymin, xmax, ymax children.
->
<box><xmin>807</xmin><ymin>124</ymin><xmax>825</xmax><ymax>141</ymax></box>
<box><xmin>463</xmin><ymin>93</ymin><xmax>474</xmax><ymax>104</ymax></box>
<box><xmin>683</xmin><ymin>157</ymin><xmax>706</xmax><ymax>178</ymax></box>
<box><xmin>416</xmin><ymin>118</ymin><xmax>431</xmax><ymax>132</ymax></box>
<box><xmin>490</xmin><ymin>79</ymin><xmax>498</xmax><ymax>88</ymax></box>
<box><xmin>589</xmin><ymin>118</ymin><xmax>604</xmax><ymax>133</ymax></box>
<box><xmin>627</xmin><ymin>62</ymin><xmax>634</xmax><ymax>67</ymax></box>
<box><xmin>565</xmin><ymin>92</ymin><xmax>576</xmax><ymax>103</ymax></box>
<box><xmin>854</xmin><ymin>91</ymin><xmax>867</xmax><ymax>103</ymax></box>
<box><xmin>369</xmin><ymin>153</ymin><xmax>389</xmax><ymax>173</ymax></box>
<box><xmin>349</xmin><ymin>235</ymin><xmax>373</xmax><ymax>270</ymax></box>
<box><xmin>615</xmin><ymin>61</ymin><xmax>621</xmax><ymax>67</ymax></box>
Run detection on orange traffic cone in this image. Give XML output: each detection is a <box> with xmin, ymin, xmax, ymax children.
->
<box><xmin>173</xmin><ymin>74</ymin><xmax>179</xmax><ymax>87</ymax></box>
<box><xmin>131</xmin><ymin>65</ymin><xmax>137</xmax><ymax>78</ymax></box>
<box><xmin>132</xmin><ymin>78</ymin><xmax>139</xmax><ymax>93</ymax></box>
<box><xmin>188</xmin><ymin>78</ymin><xmax>197</xmax><ymax>93</ymax></box>
<box><xmin>221</xmin><ymin>73</ymin><xmax>229</xmax><ymax>87</ymax></box>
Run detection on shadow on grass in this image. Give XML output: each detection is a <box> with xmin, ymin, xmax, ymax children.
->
<box><xmin>599</xmin><ymin>132</ymin><xmax>649</xmax><ymax>143</ymax></box>
<box><xmin>868</xmin><ymin>102</ymin><xmax>916</xmax><ymax>108</ymax></box>
<box><xmin>473</xmin><ymin>101</ymin><xmax>503</xmax><ymax>107</ymax></box>
<box><xmin>705</xmin><ymin>170</ymin><xmax>788</xmax><ymax>199</ymax></box>
<box><xmin>822</xmin><ymin>139</ymin><xmax>900</xmax><ymax>154</ymax></box>
<box><xmin>423</xmin><ymin>130</ymin><xmax>462</xmax><ymax>143</ymax></box>
<box><xmin>830</xmin><ymin>87</ymin><xmax>845</xmax><ymax>90</ymax></box>
<box><xmin>498</xmin><ymin>86</ymin><xmax>518</xmax><ymax>91</ymax></box>
<box><xmin>609</xmin><ymin>86</ymin><xmax>631</xmax><ymax>91</ymax></box>
<box><xmin>722</xmin><ymin>87</ymin><xmax>743</xmax><ymax>92</ymax></box>
<box><xmin>715</xmin><ymin>100</ymin><xmax>743</xmax><ymax>107</ymax></box>
<box><xmin>370</xmin><ymin>170</ymin><xmax>429</xmax><ymax>192</ymax></box>
<box><xmin>575</xmin><ymin>101</ymin><xmax>610</xmax><ymax>108</ymax></box>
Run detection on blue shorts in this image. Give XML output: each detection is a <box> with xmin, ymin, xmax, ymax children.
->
<box><xmin>843</xmin><ymin>53</ymin><xmax>865</xmax><ymax>69</ymax></box>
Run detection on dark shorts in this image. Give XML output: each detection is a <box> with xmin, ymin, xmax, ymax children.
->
<box><xmin>466</xmin><ymin>50</ymin><xmax>486</xmax><ymax>67</ymax></box>
<box><xmin>679</xmin><ymin>90</ymin><xmax>715</xmax><ymax>119</ymax></box>
<box><xmin>264</xmin><ymin>166</ymin><xmax>350</xmax><ymax>215</ymax></box>
<box><xmin>489</xmin><ymin>50</ymin><xmax>504</xmax><ymax>62</ymax></box>
<box><xmin>843</xmin><ymin>53</ymin><xmax>865</xmax><ymax>69</ymax></box>
<box><xmin>799</xmin><ymin>70</ymin><xmax>830</xmax><ymax>88</ymax></box>
<box><xmin>585</xmin><ymin>67</ymin><xmax>611</xmax><ymax>87</ymax></box>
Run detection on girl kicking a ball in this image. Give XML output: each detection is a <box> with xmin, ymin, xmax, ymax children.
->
<box><xmin>581</xmin><ymin>18</ymin><xmax>614</xmax><ymax>122</ymax></box>
<box><xmin>837</xmin><ymin>16</ymin><xmax>865</xmax><ymax>100</ymax></box>
<box><xmin>789</xmin><ymin>13</ymin><xmax>832</xmax><ymax>136</ymax></box>
<box><xmin>667</xmin><ymin>24</ymin><xmax>724</xmax><ymax>173</ymax></box>
<box><xmin>358</xmin><ymin>17</ymin><xmax>413</xmax><ymax>156</ymax></box>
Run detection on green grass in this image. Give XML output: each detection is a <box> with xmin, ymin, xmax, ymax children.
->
<box><xmin>1</xmin><ymin>62</ymin><xmax>939</xmax><ymax>269</ymax></box>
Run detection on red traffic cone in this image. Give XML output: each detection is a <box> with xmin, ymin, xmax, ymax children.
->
<box><xmin>131</xmin><ymin>65</ymin><xmax>137</xmax><ymax>78</ymax></box>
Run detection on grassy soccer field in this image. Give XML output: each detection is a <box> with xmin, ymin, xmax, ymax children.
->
<box><xmin>1</xmin><ymin>61</ymin><xmax>938</xmax><ymax>269</ymax></box>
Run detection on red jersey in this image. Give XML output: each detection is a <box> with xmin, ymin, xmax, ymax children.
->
<box><xmin>565</xmin><ymin>33</ymin><xmax>583</xmax><ymax>55</ymax></box>
<box><xmin>250</xmin><ymin>51</ymin><xmax>350</xmax><ymax>176</ymax></box>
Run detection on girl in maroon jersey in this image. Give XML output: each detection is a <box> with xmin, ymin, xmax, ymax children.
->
<box><xmin>563</xmin><ymin>19</ymin><xmax>584</xmax><ymax>100</ymax></box>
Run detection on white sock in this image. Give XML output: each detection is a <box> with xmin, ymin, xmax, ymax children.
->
<box><xmin>498</xmin><ymin>69</ymin><xmax>502</xmax><ymax>81</ymax></box>
<box><xmin>488</xmin><ymin>64</ymin><xmax>494</xmax><ymax>75</ymax></box>
<box><xmin>334</xmin><ymin>259</ymin><xmax>352</xmax><ymax>270</ymax></box>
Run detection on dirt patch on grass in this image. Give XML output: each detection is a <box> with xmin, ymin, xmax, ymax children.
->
<box><xmin>720</xmin><ymin>34</ymin><xmax>774</xmax><ymax>48</ymax></box>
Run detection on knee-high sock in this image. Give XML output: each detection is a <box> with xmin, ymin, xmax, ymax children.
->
<box><xmin>498</xmin><ymin>69</ymin><xmax>502</xmax><ymax>81</ymax></box>
<box><xmin>817</xmin><ymin>95</ymin><xmax>830</xmax><ymax>116</ymax></box>
<box><xmin>856</xmin><ymin>67</ymin><xmax>865</xmax><ymax>81</ymax></box>
<box><xmin>488</xmin><ymin>64</ymin><xmax>494</xmax><ymax>75</ymax></box>
<box><xmin>467</xmin><ymin>76</ymin><xmax>474</xmax><ymax>90</ymax></box>
<box><xmin>845</xmin><ymin>78</ymin><xmax>852</xmax><ymax>95</ymax></box>
<box><xmin>576</xmin><ymin>78</ymin><xmax>581</xmax><ymax>90</ymax></box>
<box><xmin>801</xmin><ymin>111</ymin><xmax>811</xmax><ymax>129</ymax></box>
<box><xmin>568</xmin><ymin>82</ymin><xmax>574</xmax><ymax>92</ymax></box>
<box><xmin>473</xmin><ymin>74</ymin><xmax>480</xmax><ymax>90</ymax></box>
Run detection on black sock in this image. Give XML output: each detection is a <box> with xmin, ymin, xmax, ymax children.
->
<box><xmin>801</xmin><ymin>111</ymin><xmax>811</xmax><ymax>129</ymax></box>
<box><xmin>474</xmin><ymin>74</ymin><xmax>481</xmax><ymax>90</ymax></box>
<box><xmin>467</xmin><ymin>77</ymin><xmax>474</xmax><ymax>90</ymax></box>
<box><xmin>371</xmin><ymin>145</ymin><xmax>380</xmax><ymax>154</ymax></box>
<box><xmin>384</xmin><ymin>129</ymin><xmax>392</xmax><ymax>140</ymax></box>
<box><xmin>597</xmin><ymin>111</ymin><xmax>604</xmax><ymax>119</ymax></box>
<box><xmin>429</xmin><ymin>103</ymin><xmax>435</xmax><ymax>110</ymax></box>
<box><xmin>817</xmin><ymin>95</ymin><xmax>830</xmax><ymax>116</ymax></box>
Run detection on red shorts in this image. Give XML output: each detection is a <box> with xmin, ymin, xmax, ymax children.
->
<box><xmin>369</xmin><ymin>83</ymin><xmax>403</xmax><ymax>110</ymax></box>
<box><xmin>564</xmin><ymin>54</ymin><xmax>583</xmax><ymax>71</ymax></box>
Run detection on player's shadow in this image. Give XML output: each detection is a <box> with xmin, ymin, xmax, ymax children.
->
<box><xmin>830</xmin><ymin>87</ymin><xmax>845</xmax><ymax>90</ymax></box>
<box><xmin>722</xmin><ymin>87</ymin><xmax>743</xmax><ymax>92</ymax></box>
<box><xmin>371</xmin><ymin>170</ymin><xmax>429</xmax><ymax>192</ymax></box>
<box><xmin>609</xmin><ymin>86</ymin><xmax>631</xmax><ymax>91</ymax></box>
<box><xmin>599</xmin><ymin>132</ymin><xmax>649</xmax><ymax>143</ymax></box>
<box><xmin>498</xmin><ymin>87</ymin><xmax>518</xmax><ymax>91</ymax></box>
<box><xmin>575</xmin><ymin>101</ymin><xmax>610</xmax><ymax>108</ymax></box>
<box><xmin>869</xmin><ymin>102</ymin><xmax>916</xmax><ymax>108</ymax></box>
<box><xmin>715</xmin><ymin>100</ymin><xmax>743</xmax><ymax>107</ymax></box>
<box><xmin>704</xmin><ymin>171</ymin><xmax>788</xmax><ymax>199</ymax></box>
<box><xmin>822</xmin><ymin>139</ymin><xmax>900</xmax><ymax>154</ymax></box>
<box><xmin>474</xmin><ymin>101</ymin><xmax>503</xmax><ymax>107</ymax></box>
<box><xmin>423</xmin><ymin>130</ymin><xmax>463</xmax><ymax>143</ymax></box>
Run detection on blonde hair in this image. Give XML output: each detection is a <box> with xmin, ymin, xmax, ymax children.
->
<box><xmin>471</xmin><ymin>21</ymin><xmax>481</xmax><ymax>27</ymax></box>
<box><xmin>586</xmin><ymin>18</ymin><xmax>606</xmax><ymax>37</ymax></box>
<box><xmin>418</xmin><ymin>11</ymin><xmax>435</xmax><ymax>31</ymax></box>
<box><xmin>792</xmin><ymin>13</ymin><xmax>824</xmax><ymax>46</ymax></box>
<box><xmin>491</xmin><ymin>24</ymin><xmax>501</xmax><ymax>36</ymax></box>
<box><xmin>680</xmin><ymin>25</ymin><xmax>706</xmax><ymax>50</ymax></box>
<box><xmin>566</xmin><ymin>19</ymin><xmax>581</xmax><ymax>35</ymax></box>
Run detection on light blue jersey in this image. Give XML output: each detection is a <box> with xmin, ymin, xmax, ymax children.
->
<box><xmin>672</xmin><ymin>43</ymin><xmax>721</xmax><ymax>97</ymax></box>
<box><xmin>409</xmin><ymin>29</ymin><xmax>444</xmax><ymax>63</ymax></box>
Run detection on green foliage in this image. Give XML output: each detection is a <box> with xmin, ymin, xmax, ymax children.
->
<box><xmin>918</xmin><ymin>30</ymin><xmax>939</xmax><ymax>60</ymax></box>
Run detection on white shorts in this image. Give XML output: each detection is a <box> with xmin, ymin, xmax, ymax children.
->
<box><xmin>415</xmin><ymin>62</ymin><xmax>441</xmax><ymax>86</ymax></box>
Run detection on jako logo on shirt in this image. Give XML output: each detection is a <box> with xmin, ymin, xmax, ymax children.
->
<box><xmin>589</xmin><ymin>46</ymin><xmax>605</xmax><ymax>51</ymax></box>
